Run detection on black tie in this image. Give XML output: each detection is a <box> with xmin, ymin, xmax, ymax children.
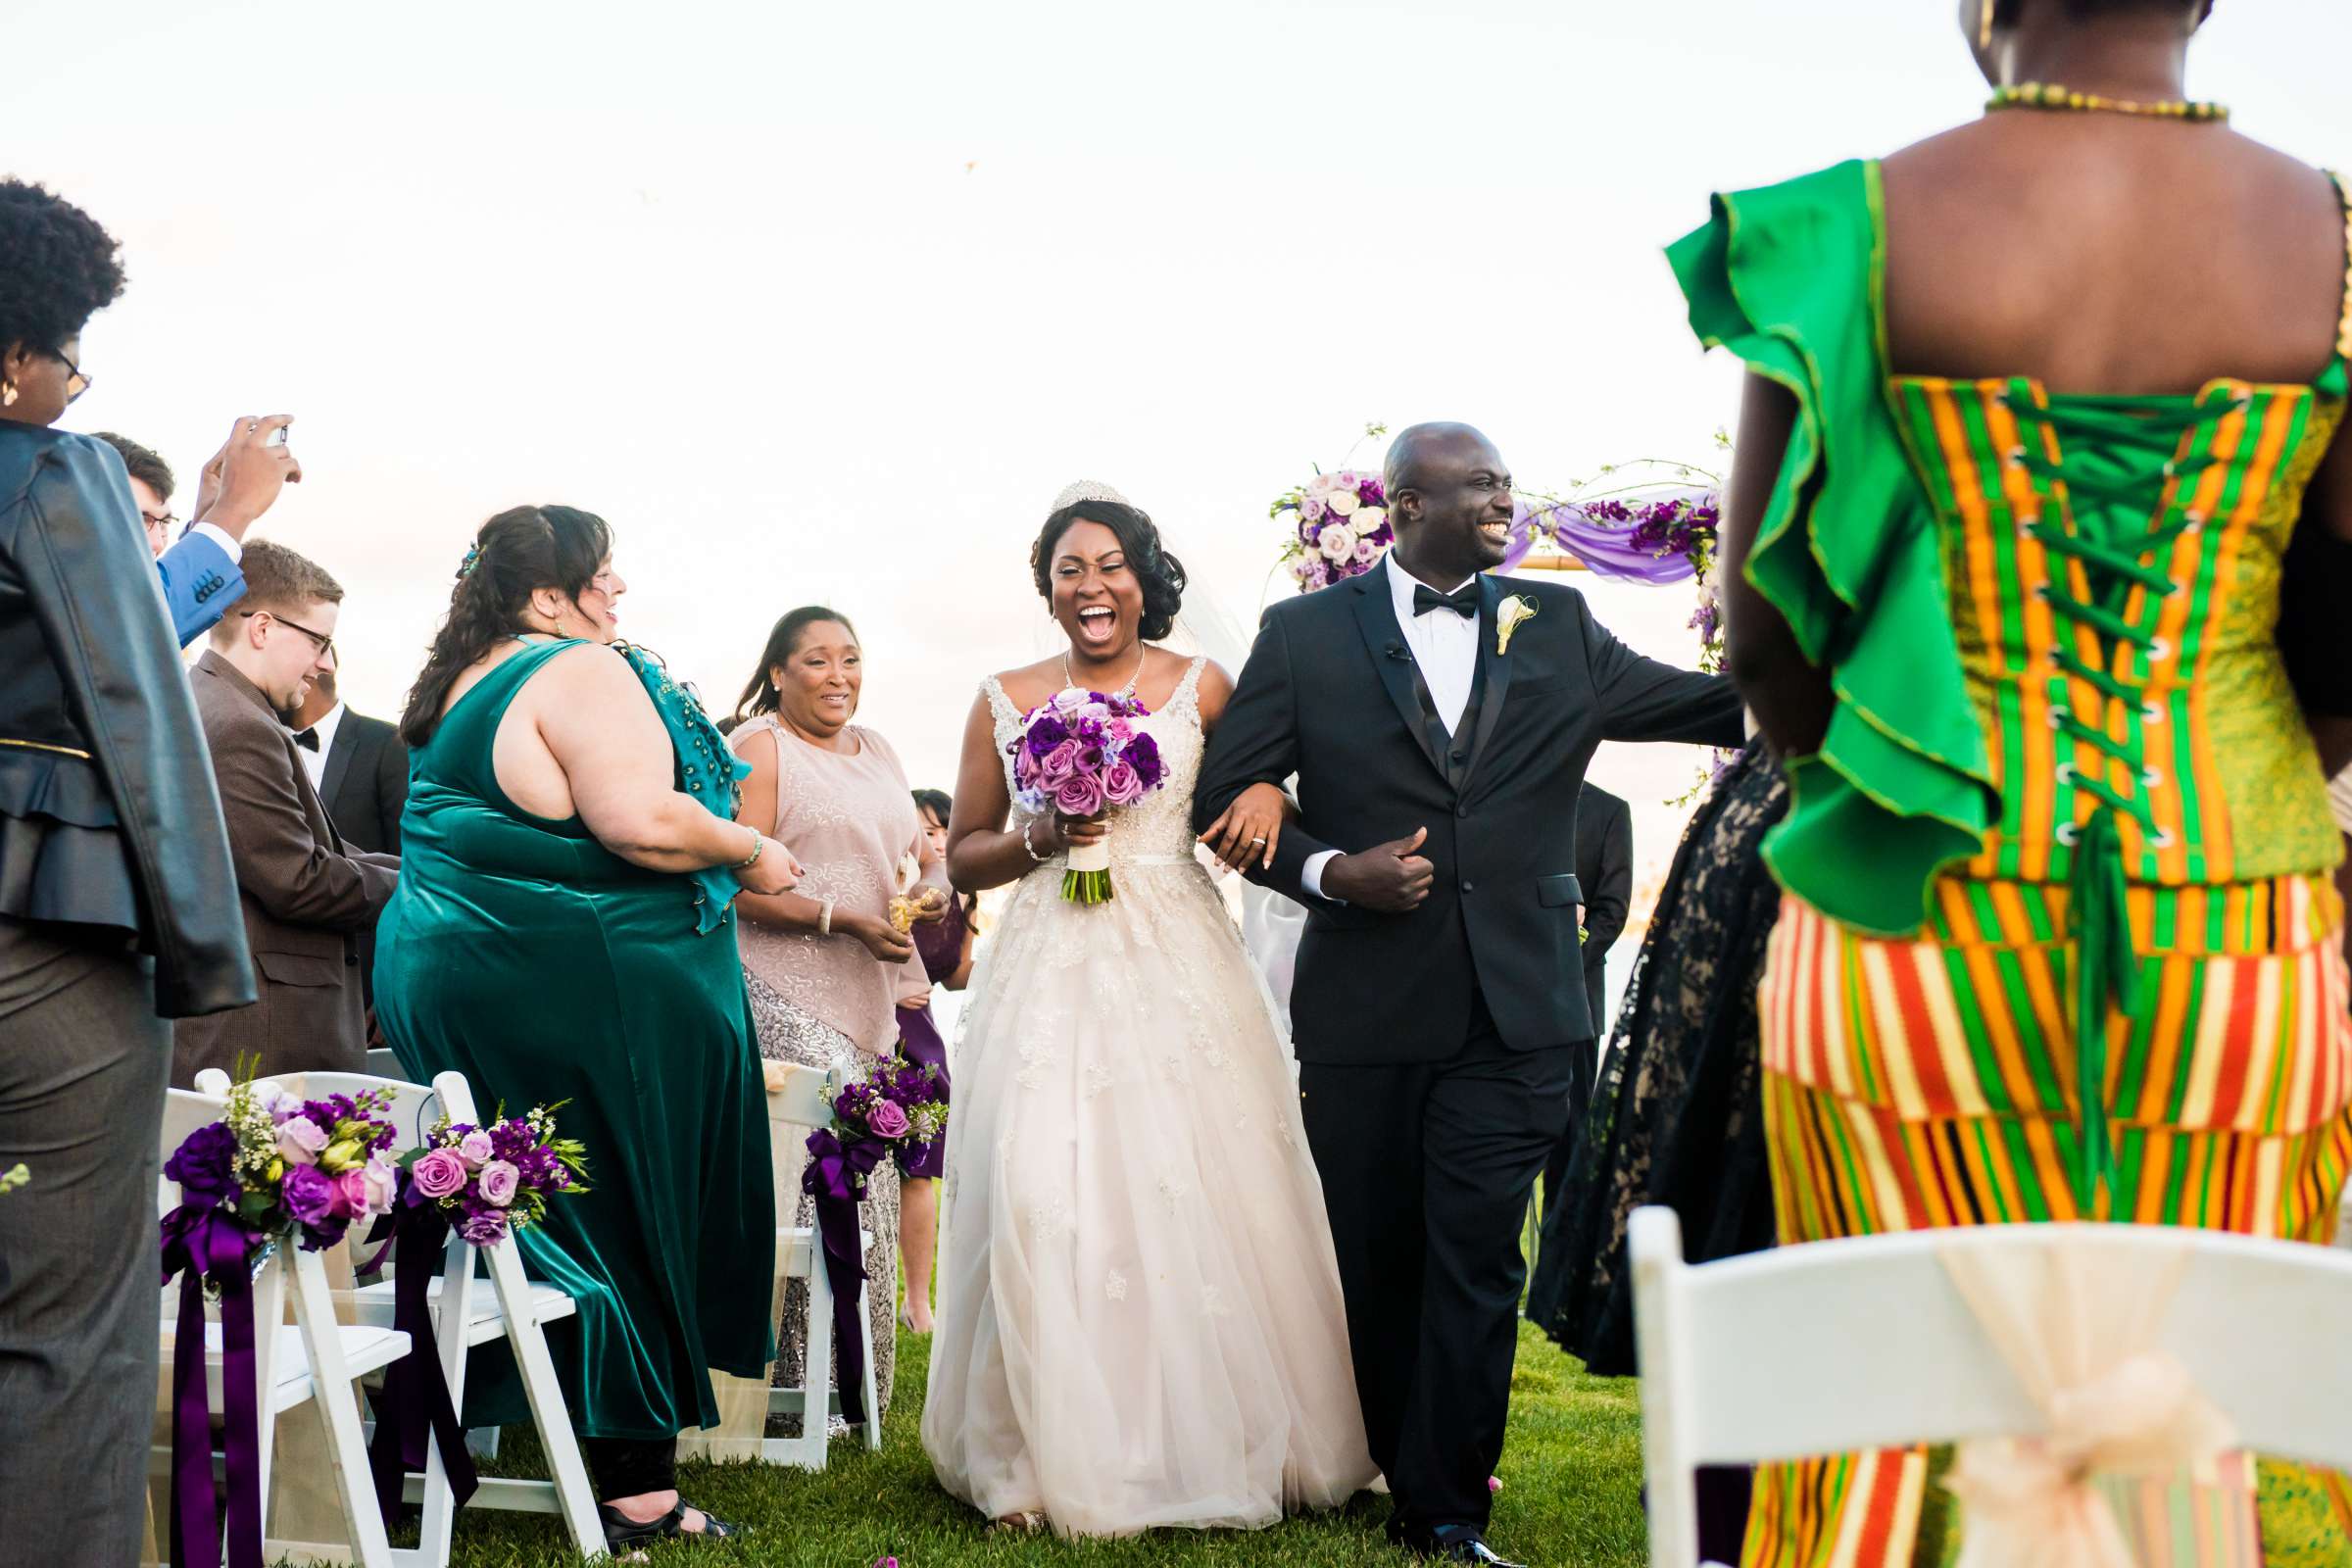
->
<box><xmin>294</xmin><ymin>728</ymin><xmax>320</xmax><ymax>753</ymax></box>
<box><xmin>1411</xmin><ymin>582</ymin><xmax>1480</xmax><ymax>619</ymax></box>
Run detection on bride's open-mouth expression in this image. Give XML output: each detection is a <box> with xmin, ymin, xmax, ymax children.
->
<box><xmin>1050</xmin><ymin>518</ymin><xmax>1144</xmax><ymax>659</ymax></box>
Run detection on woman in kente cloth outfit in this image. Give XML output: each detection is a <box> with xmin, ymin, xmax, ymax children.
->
<box><xmin>1677</xmin><ymin>1</ymin><xmax>2352</xmax><ymax>1562</ymax></box>
<box><xmin>376</xmin><ymin>507</ymin><xmax>797</xmax><ymax>1553</ymax></box>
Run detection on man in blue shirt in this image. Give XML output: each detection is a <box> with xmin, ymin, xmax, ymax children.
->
<box><xmin>97</xmin><ymin>415</ymin><xmax>300</xmax><ymax>647</ymax></box>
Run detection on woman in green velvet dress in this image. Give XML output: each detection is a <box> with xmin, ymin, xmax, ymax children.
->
<box><xmin>374</xmin><ymin>505</ymin><xmax>800</xmax><ymax>1553</ymax></box>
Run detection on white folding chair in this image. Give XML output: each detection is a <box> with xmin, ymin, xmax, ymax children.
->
<box><xmin>153</xmin><ymin>1084</ymin><xmax>411</xmax><ymax>1568</ymax></box>
<box><xmin>1629</xmin><ymin>1206</ymin><xmax>2352</xmax><ymax>1567</ymax></box>
<box><xmin>679</xmin><ymin>1061</ymin><xmax>878</xmax><ymax>1469</ymax></box>
<box><xmin>193</xmin><ymin>1067</ymin><xmax>602</xmax><ymax>1565</ymax></box>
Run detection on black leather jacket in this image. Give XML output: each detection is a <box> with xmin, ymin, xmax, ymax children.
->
<box><xmin>0</xmin><ymin>421</ymin><xmax>255</xmax><ymax>1017</ymax></box>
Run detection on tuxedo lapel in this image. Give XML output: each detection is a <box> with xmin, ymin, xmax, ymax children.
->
<box><xmin>1349</xmin><ymin>566</ymin><xmax>1449</xmax><ymax>784</ymax></box>
<box><xmin>1461</xmin><ymin>576</ymin><xmax>1516</xmax><ymax>786</ymax></box>
<box><xmin>319</xmin><ymin>722</ymin><xmax>358</xmax><ymax>811</ymax></box>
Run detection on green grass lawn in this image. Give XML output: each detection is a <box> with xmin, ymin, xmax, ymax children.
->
<box><xmin>435</xmin><ymin>1321</ymin><xmax>1646</xmax><ymax>1567</ymax></box>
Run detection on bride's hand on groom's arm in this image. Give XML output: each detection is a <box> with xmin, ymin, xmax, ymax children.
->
<box><xmin>1322</xmin><ymin>827</ymin><xmax>1434</xmax><ymax>913</ymax></box>
<box><xmin>1198</xmin><ymin>782</ymin><xmax>1291</xmax><ymax>871</ymax></box>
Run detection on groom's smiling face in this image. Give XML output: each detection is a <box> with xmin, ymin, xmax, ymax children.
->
<box><xmin>1387</xmin><ymin>424</ymin><xmax>1516</xmax><ymax>586</ymax></box>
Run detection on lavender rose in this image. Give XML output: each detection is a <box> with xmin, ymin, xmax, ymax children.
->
<box><xmin>410</xmin><ymin>1148</ymin><xmax>469</xmax><ymax>1200</ymax></box>
<box><xmin>866</xmin><ymin>1099</ymin><xmax>911</xmax><ymax>1140</ymax></box>
<box><xmin>461</xmin><ymin>1210</ymin><xmax>509</xmax><ymax>1247</ymax></box>
<box><xmin>275</xmin><ymin>1116</ymin><xmax>328</xmax><ymax>1166</ymax></box>
<box><xmin>1037</xmin><ymin>740</ymin><xmax>1081</xmax><ymax>786</ymax></box>
<box><xmin>280</xmin><ymin>1164</ymin><xmax>337</xmax><ymax>1228</ymax></box>
<box><xmin>329</xmin><ymin>1168</ymin><xmax>372</xmax><ymax>1220</ymax></box>
<box><xmin>1054</xmin><ymin>773</ymin><xmax>1106</xmax><ymax>818</ymax></box>
<box><xmin>1102</xmin><ymin>758</ymin><xmax>1145</xmax><ymax>808</ymax></box>
<box><xmin>458</xmin><ymin>1129</ymin><xmax>496</xmax><ymax>1167</ymax></box>
<box><xmin>477</xmin><ymin>1159</ymin><xmax>522</xmax><ymax>1208</ymax></box>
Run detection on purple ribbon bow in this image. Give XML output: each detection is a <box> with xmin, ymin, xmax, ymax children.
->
<box><xmin>802</xmin><ymin>1127</ymin><xmax>885</xmax><ymax>1426</ymax></box>
<box><xmin>364</xmin><ymin>1198</ymin><xmax>481</xmax><ymax>1525</ymax></box>
<box><xmin>160</xmin><ymin>1202</ymin><xmax>265</xmax><ymax>1568</ymax></box>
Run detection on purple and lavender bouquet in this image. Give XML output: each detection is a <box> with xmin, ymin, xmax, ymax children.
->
<box><xmin>1273</xmin><ymin>468</ymin><xmax>1393</xmax><ymax>592</ymax></box>
<box><xmin>1006</xmin><ymin>688</ymin><xmax>1169</xmax><ymax>905</ymax></box>
<box><xmin>162</xmin><ymin>1077</ymin><xmax>403</xmax><ymax>1284</ymax></box>
<box><xmin>399</xmin><ymin>1103</ymin><xmax>588</xmax><ymax>1248</ymax></box>
<box><xmin>813</xmin><ymin>1049</ymin><xmax>950</xmax><ymax>1182</ymax></box>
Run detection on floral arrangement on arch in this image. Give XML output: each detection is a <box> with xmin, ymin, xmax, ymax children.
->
<box><xmin>400</xmin><ymin>1103</ymin><xmax>590</xmax><ymax>1247</ymax></box>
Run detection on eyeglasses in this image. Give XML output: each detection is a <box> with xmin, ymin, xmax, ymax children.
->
<box><xmin>48</xmin><ymin>347</ymin><xmax>89</xmax><ymax>405</ymax></box>
<box><xmin>141</xmin><ymin>510</ymin><xmax>178</xmax><ymax>535</ymax></box>
<box><xmin>240</xmin><ymin>610</ymin><xmax>336</xmax><ymax>664</ymax></box>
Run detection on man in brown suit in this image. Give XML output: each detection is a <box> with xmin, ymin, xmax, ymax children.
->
<box><xmin>173</xmin><ymin>541</ymin><xmax>399</xmax><ymax>1084</ymax></box>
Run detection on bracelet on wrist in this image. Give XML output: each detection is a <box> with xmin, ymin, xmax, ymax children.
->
<box><xmin>736</xmin><ymin>830</ymin><xmax>764</xmax><ymax>870</ymax></box>
<box><xmin>818</xmin><ymin>897</ymin><xmax>836</xmax><ymax>937</ymax></box>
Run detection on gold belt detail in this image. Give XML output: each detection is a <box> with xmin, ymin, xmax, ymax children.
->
<box><xmin>0</xmin><ymin>737</ymin><xmax>93</xmax><ymax>760</ymax></box>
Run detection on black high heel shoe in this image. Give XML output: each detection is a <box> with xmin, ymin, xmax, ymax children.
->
<box><xmin>600</xmin><ymin>1499</ymin><xmax>750</xmax><ymax>1552</ymax></box>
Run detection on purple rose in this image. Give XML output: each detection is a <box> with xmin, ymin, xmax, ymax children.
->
<box><xmin>1124</xmin><ymin>733</ymin><xmax>1163</xmax><ymax>787</ymax></box>
<box><xmin>1037</xmin><ymin>740</ymin><xmax>1081</xmax><ymax>786</ymax></box>
<box><xmin>1053</xmin><ymin>773</ymin><xmax>1105</xmax><ymax>818</ymax></box>
<box><xmin>866</xmin><ymin>1099</ymin><xmax>911</xmax><ymax>1139</ymax></box>
<box><xmin>1102</xmin><ymin>758</ymin><xmax>1145</xmax><ymax>807</ymax></box>
<box><xmin>165</xmin><ymin>1121</ymin><xmax>241</xmax><ymax>1206</ymax></box>
<box><xmin>410</xmin><ymin>1147</ymin><xmax>469</xmax><ymax>1200</ymax></box>
<box><xmin>477</xmin><ymin>1159</ymin><xmax>522</xmax><ymax>1208</ymax></box>
<box><xmin>1024</xmin><ymin>714</ymin><xmax>1069</xmax><ymax>756</ymax></box>
<box><xmin>458</xmin><ymin>1129</ymin><xmax>496</xmax><ymax>1167</ymax></box>
<box><xmin>461</xmin><ymin>1210</ymin><xmax>510</xmax><ymax>1247</ymax></box>
<box><xmin>279</xmin><ymin>1164</ymin><xmax>336</xmax><ymax>1228</ymax></box>
<box><xmin>275</xmin><ymin>1116</ymin><xmax>328</xmax><ymax>1166</ymax></box>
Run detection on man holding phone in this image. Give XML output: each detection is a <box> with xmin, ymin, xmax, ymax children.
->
<box><xmin>136</xmin><ymin>413</ymin><xmax>302</xmax><ymax>646</ymax></box>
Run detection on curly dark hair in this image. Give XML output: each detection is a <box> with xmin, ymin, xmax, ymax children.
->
<box><xmin>0</xmin><ymin>179</ymin><xmax>126</xmax><ymax>357</ymax></box>
<box><xmin>399</xmin><ymin>505</ymin><xmax>613</xmax><ymax>749</ymax></box>
<box><xmin>93</xmin><ymin>432</ymin><xmax>173</xmax><ymax>500</ymax></box>
<box><xmin>1029</xmin><ymin>501</ymin><xmax>1187</xmax><ymax>644</ymax></box>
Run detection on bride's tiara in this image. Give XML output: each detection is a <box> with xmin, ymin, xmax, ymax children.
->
<box><xmin>1052</xmin><ymin>479</ymin><xmax>1130</xmax><ymax>513</ymax></box>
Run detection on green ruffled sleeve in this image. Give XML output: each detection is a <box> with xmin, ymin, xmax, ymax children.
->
<box><xmin>620</xmin><ymin>644</ymin><xmax>754</xmax><ymax>935</ymax></box>
<box><xmin>1666</xmin><ymin>159</ymin><xmax>1997</xmax><ymax>937</ymax></box>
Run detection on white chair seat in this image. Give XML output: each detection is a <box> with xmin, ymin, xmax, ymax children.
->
<box><xmin>348</xmin><ymin>1275</ymin><xmax>577</xmax><ymax>1346</ymax></box>
<box><xmin>161</xmin><ymin>1320</ymin><xmax>412</xmax><ymax>1415</ymax></box>
<box><xmin>780</xmin><ymin>1224</ymin><xmax>873</xmax><ymax>1272</ymax></box>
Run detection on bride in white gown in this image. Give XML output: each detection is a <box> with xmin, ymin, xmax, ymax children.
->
<box><xmin>923</xmin><ymin>483</ymin><xmax>1376</xmax><ymax>1537</ymax></box>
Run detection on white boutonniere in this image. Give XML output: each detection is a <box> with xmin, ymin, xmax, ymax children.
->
<box><xmin>1496</xmin><ymin>594</ymin><xmax>1539</xmax><ymax>656</ymax></box>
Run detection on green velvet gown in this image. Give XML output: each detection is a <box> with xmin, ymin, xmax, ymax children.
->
<box><xmin>374</xmin><ymin>637</ymin><xmax>775</xmax><ymax>1440</ymax></box>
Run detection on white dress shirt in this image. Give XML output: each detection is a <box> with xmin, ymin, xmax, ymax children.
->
<box><xmin>187</xmin><ymin>519</ymin><xmax>244</xmax><ymax>563</ymax></box>
<box><xmin>1301</xmin><ymin>557</ymin><xmax>1481</xmax><ymax>901</ymax></box>
<box><xmin>296</xmin><ymin>701</ymin><xmax>346</xmax><ymax>791</ymax></box>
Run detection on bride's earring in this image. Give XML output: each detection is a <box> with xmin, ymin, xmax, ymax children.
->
<box><xmin>0</xmin><ymin>382</ymin><xmax>16</xmax><ymax>408</ymax></box>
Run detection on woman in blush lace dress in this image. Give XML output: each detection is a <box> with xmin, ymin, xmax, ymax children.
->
<box><xmin>921</xmin><ymin>482</ymin><xmax>1376</xmax><ymax>1539</ymax></box>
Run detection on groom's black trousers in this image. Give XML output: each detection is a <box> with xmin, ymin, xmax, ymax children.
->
<box><xmin>1299</xmin><ymin>991</ymin><xmax>1576</xmax><ymax>1539</ymax></box>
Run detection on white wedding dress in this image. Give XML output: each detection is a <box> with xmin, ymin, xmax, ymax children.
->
<box><xmin>922</xmin><ymin>658</ymin><xmax>1376</xmax><ymax>1536</ymax></box>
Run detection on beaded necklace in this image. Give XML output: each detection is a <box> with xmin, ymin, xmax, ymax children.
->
<box><xmin>1986</xmin><ymin>81</ymin><xmax>2229</xmax><ymax>122</ymax></box>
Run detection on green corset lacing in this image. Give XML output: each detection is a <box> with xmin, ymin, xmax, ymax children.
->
<box><xmin>2007</xmin><ymin>384</ymin><xmax>2240</xmax><ymax>1207</ymax></box>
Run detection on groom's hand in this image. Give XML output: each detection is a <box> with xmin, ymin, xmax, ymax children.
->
<box><xmin>1324</xmin><ymin>827</ymin><xmax>1433</xmax><ymax>913</ymax></box>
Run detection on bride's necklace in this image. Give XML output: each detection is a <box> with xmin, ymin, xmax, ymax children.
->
<box><xmin>1985</xmin><ymin>81</ymin><xmax>2229</xmax><ymax>122</ymax></box>
<box><xmin>1064</xmin><ymin>646</ymin><xmax>1147</xmax><ymax>701</ymax></box>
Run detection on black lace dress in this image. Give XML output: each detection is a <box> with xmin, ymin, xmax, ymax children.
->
<box><xmin>1527</xmin><ymin>738</ymin><xmax>1788</xmax><ymax>1379</ymax></box>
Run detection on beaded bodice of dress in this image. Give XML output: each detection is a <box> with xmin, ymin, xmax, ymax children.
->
<box><xmin>983</xmin><ymin>656</ymin><xmax>1207</xmax><ymax>868</ymax></box>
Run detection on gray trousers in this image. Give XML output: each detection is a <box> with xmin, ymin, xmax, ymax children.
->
<box><xmin>0</xmin><ymin>915</ymin><xmax>170</xmax><ymax>1568</ymax></box>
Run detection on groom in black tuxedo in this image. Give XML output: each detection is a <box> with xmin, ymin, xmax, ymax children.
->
<box><xmin>1197</xmin><ymin>423</ymin><xmax>1741</xmax><ymax>1566</ymax></box>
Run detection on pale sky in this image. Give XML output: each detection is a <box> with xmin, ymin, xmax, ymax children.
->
<box><xmin>13</xmin><ymin>0</ymin><xmax>2347</xmax><ymax>943</ymax></box>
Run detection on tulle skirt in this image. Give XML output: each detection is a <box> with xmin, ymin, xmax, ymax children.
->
<box><xmin>921</xmin><ymin>855</ymin><xmax>1376</xmax><ymax>1536</ymax></box>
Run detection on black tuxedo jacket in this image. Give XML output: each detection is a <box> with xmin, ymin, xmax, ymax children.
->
<box><xmin>321</xmin><ymin>709</ymin><xmax>408</xmax><ymax>856</ymax></box>
<box><xmin>1196</xmin><ymin>564</ymin><xmax>1740</xmax><ymax>1062</ymax></box>
<box><xmin>1574</xmin><ymin>784</ymin><xmax>1635</xmax><ymax>1039</ymax></box>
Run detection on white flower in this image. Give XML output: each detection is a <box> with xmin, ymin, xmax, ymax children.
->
<box><xmin>1318</xmin><ymin>522</ymin><xmax>1357</xmax><ymax>563</ymax></box>
<box><xmin>1305</xmin><ymin>472</ymin><xmax>1344</xmax><ymax>498</ymax></box>
<box><xmin>1355</xmin><ymin>505</ymin><xmax>1386</xmax><ymax>533</ymax></box>
<box><xmin>1326</xmin><ymin>489</ymin><xmax>1360</xmax><ymax>517</ymax></box>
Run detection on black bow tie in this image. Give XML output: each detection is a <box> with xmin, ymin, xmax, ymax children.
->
<box><xmin>1411</xmin><ymin>582</ymin><xmax>1480</xmax><ymax>620</ymax></box>
<box><xmin>294</xmin><ymin>727</ymin><xmax>320</xmax><ymax>753</ymax></box>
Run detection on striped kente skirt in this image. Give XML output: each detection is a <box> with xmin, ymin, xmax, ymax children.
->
<box><xmin>1743</xmin><ymin>873</ymin><xmax>2352</xmax><ymax>1568</ymax></box>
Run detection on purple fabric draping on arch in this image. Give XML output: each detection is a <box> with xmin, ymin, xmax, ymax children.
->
<box><xmin>801</xmin><ymin>1127</ymin><xmax>885</xmax><ymax>1426</ymax></box>
<box><xmin>1498</xmin><ymin>491</ymin><xmax>1713</xmax><ymax>581</ymax></box>
<box><xmin>365</xmin><ymin>1201</ymin><xmax>481</xmax><ymax>1524</ymax></box>
<box><xmin>160</xmin><ymin>1204</ymin><xmax>264</xmax><ymax>1568</ymax></box>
